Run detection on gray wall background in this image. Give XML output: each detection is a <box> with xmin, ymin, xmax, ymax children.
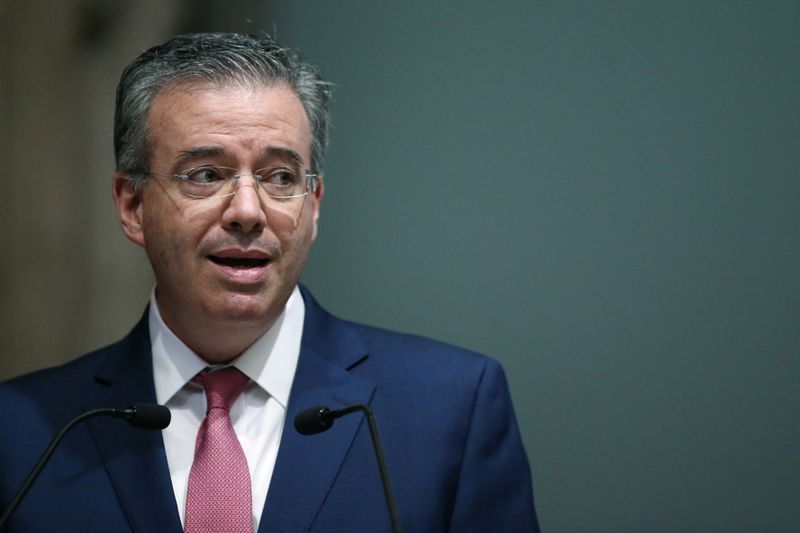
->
<box><xmin>2</xmin><ymin>1</ymin><xmax>798</xmax><ymax>531</ymax></box>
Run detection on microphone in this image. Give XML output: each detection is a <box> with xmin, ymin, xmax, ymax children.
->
<box><xmin>117</xmin><ymin>402</ymin><xmax>172</xmax><ymax>430</ymax></box>
<box><xmin>0</xmin><ymin>403</ymin><xmax>171</xmax><ymax>529</ymax></box>
<box><xmin>294</xmin><ymin>405</ymin><xmax>337</xmax><ymax>435</ymax></box>
<box><xmin>294</xmin><ymin>404</ymin><xmax>403</xmax><ymax>533</ymax></box>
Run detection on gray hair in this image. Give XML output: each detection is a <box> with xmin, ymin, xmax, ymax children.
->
<box><xmin>114</xmin><ymin>32</ymin><xmax>332</xmax><ymax>190</ymax></box>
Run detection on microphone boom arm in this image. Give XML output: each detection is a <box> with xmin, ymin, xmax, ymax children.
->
<box><xmin>297</xmin><ymin>404</ymin><xmax>403</xmax><ymax>533</ymax></box>
<box><xmin>0</xmin><ymin>404</ymin><xmax>169</xmax><ymax>529</ymax></box>
<box><xmin>345</xmin><ymin>405</ymin><xmax>402</xmax><ymax>533</ymax></box>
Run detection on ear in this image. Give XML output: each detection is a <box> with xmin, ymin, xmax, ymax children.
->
<box><xmin>310</xmin><ymin>175</ymin><xmax>324</xmax><ymax>241</ymax></box>
<box><xmin>112</xmin><ymin>172</ymin><xmax>146</xmax><ymax>247</ymax></box>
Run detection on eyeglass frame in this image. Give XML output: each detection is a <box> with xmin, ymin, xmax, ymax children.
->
<box><xmin>140</xmin><ymin>165</ymin><xmax>319</xmax><ymax>200</ymax></box>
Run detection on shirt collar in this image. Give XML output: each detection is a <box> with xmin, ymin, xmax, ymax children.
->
<box><xmin>151</xmin><ymin>286</ymin><xmax>304</xmax><ymax>409</ymax></box>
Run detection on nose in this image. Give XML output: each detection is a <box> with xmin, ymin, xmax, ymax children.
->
<box><xmin>220</xmin><ymin>175</ymin><xmax>267</xmax><ymax>234</ymax></box>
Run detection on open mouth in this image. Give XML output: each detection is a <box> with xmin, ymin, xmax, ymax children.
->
<box><xmin>208</xmin><ymin>255</ymin><xmax>269</xmax><ymax>269</ymax></box>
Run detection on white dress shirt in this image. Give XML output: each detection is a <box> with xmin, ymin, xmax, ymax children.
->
<box><xmin>150</xmin><ymin>286</ymin><xmax>304</xmax><ymax>530</ymax></box>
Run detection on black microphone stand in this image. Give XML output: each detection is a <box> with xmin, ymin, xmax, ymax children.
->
<box><xmin>296</xmin><ymin>404</ymin><xmax>403</xmax><ymax>533</ymax></box>
<box><xmin>338</xmin><ymin>405</ymin><xmax>402</xmax><ymax>533</ymax></box>
<box><xmin>0</xmin><ymin>405</ymin><xmax>169</xmax><ymax>530</ymax></box>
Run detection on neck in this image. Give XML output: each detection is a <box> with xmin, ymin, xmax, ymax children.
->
<box><xmin>155</xmin><ymin>303</ymin><xmax>283</xmax><ymax>365</ymax></box>
<box><xmin>180</xmin><ymin>318</ymin><xmax>274</xmax><ymax>364</ymax></box>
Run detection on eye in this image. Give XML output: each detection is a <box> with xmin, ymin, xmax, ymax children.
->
<box><xmin>184</xmin><ymin>166</ymin><xmax>225</xmax><ymax>184</ymax></box>
<box><xmin>260</xmin><ymin>169</ymin><xmax>299</xmax><ymax>188</ymax></box>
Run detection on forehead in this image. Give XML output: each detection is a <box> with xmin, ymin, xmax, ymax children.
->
<box><xmin>146</xmin><ymin>81</ymin><xmax>312</xmax><ymax>167</ymax></box>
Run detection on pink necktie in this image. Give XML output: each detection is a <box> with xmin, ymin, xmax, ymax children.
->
<box><xmin>185</xmin><ymin>367</ymin><xmax>253</xmax><ymax>533</ymax></box>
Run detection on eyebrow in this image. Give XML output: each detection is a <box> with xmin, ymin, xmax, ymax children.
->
<box><xmin>262</xmin><ymin>146</ymin><xmax>305</xmax><ymax>167</ymax></box>
<box><xmin>172</xmin><ymin>145</ymin><xmax>306</xmax><ymax>169</ymax></box>
<box><xmin>174</xmin><ymin>146</ymin><xmax>231</xmax><ymax>167</ymax></box>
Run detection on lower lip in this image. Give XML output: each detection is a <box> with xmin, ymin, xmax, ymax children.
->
<box><xmin>207</xmin><ymin>258</ymin><xmax>271</xmax><ymax>284</ymax></box>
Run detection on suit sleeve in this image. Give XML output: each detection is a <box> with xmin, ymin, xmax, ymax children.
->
<box><xmin>448</xmin><ymin>359</ymin><xmax>540</xmax><ymax>532</ymax></box>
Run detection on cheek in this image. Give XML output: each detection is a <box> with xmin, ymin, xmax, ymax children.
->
<box><xmin>264</xmin><ymin>206</ymin><xmax>301</xmax><ymax>231</ymax></box>
<box><xmin>140</xmin><ymin>201</ymin><xmax>207</xmax><ymax>271</ymax></box>
<box><xmin>141</xmin><ymin>224</ymin><xmax>179</xmax><ymax>274</ymax></box>
<box><xmin>283</xmin><ymin>222</ymin><xmax>316</xmax><ymax>273</ymax></box>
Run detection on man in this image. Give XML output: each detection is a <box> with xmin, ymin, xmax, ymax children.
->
<box><xmin>0</xmin><ymin>33</ymin><xmax>538</xmax><ymax>532</ymax></box>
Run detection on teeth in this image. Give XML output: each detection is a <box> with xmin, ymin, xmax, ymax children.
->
<box><xmin>210</xmin><ymin>256</ymin><xmax>267</xmax><ymax>268</ymax></box>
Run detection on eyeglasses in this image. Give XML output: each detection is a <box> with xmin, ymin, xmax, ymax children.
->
<box><xmin>146</xmin><ymin>165</ymin><xmax>318</xmax><ymax>200</ymax></box>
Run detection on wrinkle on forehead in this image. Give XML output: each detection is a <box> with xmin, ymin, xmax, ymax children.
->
<box><xmin>146</xmin><ymin>82</ymin><xmax>312</xmax><ymax>171</ymax></box>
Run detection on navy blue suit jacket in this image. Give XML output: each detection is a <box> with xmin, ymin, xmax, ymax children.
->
<box><xmin>0</xmin><ymin>287</ymin><xmax>538</xmax><ymax>532</ymax></box>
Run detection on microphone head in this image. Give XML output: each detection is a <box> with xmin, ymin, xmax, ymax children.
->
<box><xmin>127</xmin><ymin>403</ymin><xmax>171</xmax><ymax>429</ymax></box>
<box><xmin>294</xmin><ymin>406</ymin><xmax>334</xmax><ymax>435</ymax></box>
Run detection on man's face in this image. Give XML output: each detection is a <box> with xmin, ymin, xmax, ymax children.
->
<box><xmin>113</xmin><ymin>82</ymin><xmax>323</xmax><ymax>355</ymax></box>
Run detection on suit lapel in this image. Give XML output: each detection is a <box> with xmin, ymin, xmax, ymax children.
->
<box><xmin>81</xmin><ymin>289</ymin><xmax>372</xmax><ymax>533</ymax></box>
<box><xmin>86</xmin><ymin>313</ymin><xmax>183</xmax><ymax>533</ymax></box>
<box><xmin>259</xmin><ymin>287</ymin><xmax>375</xmax><ymax>533</ymax></box>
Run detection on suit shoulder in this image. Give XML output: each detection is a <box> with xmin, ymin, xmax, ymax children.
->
<box><xmin>2</xmin><ymin>308</ymin><xmax>149</xmax><ymax>390</ymax></box>
<box><xmin>331</xmin><ymin>316</ymin><xmax>508</xmax><ymax>396</ymax></box>
<box><xmin>0</xmin><ymin>325</ymin><xmax>141</xmax><ymax>403</ymax></box>
<box><xmin>2</xmin><ymin>350</ymin><xmax>96</xmax><ymax>410</ymax></box>
<box><xmin>349</xmin><ymin>317</ymin><xmax>490</xmax><ymax>361</ymax></box>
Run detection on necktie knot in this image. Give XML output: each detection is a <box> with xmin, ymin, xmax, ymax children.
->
<box><xmin>194</xmin><ymin>367</ymin><xmax>249</xmax><ymax>411</ymax></box>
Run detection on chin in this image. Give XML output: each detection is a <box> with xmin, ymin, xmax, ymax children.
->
<box><xmin>210</xmin><ymin>293</ymin><xmax>281</xmax><ymax>324</ymax></box>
